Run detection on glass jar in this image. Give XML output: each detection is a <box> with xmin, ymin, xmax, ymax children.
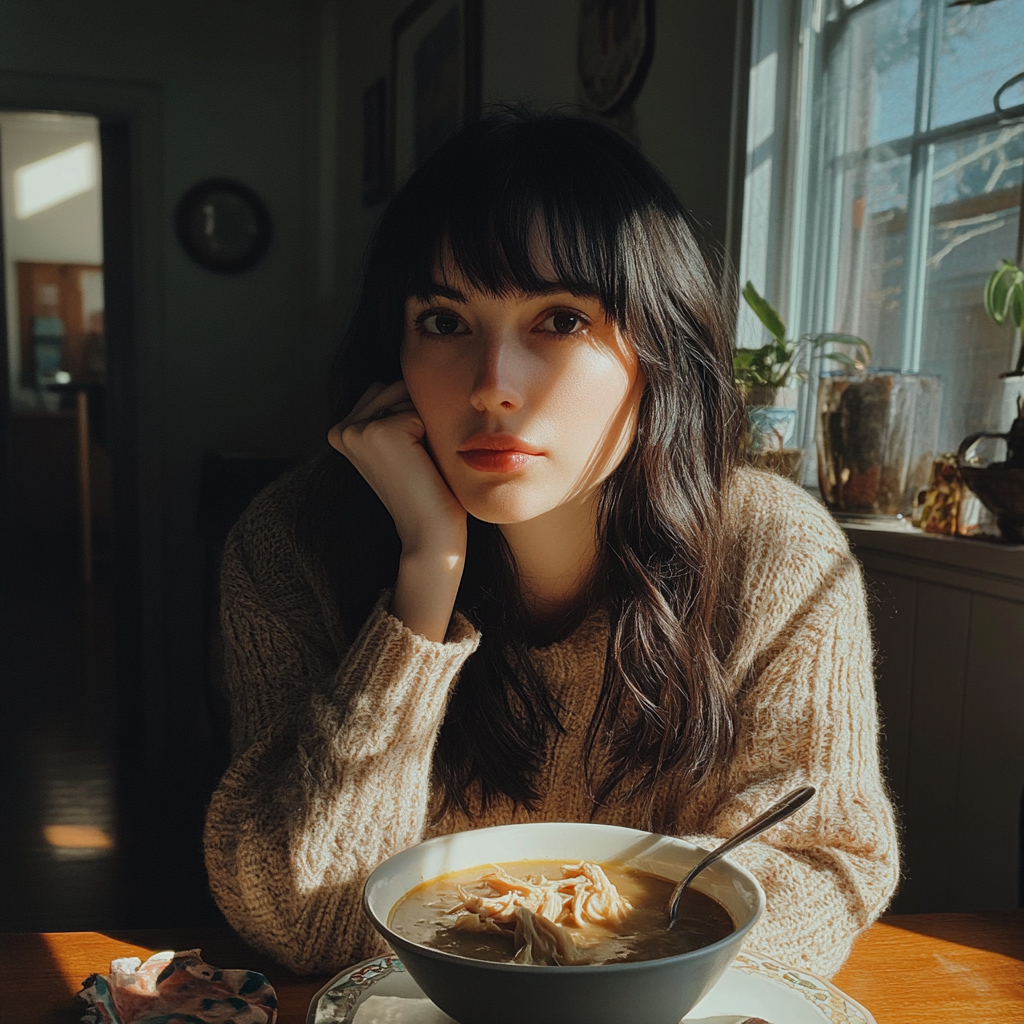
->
<box><xmin>816</xmin><ymin>370</ymin><xmax>942</xmax><ymax>517</ymax></box>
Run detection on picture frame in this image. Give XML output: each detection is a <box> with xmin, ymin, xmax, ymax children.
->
<box><xmin>391</xmin><ymin>0</ymin><xmax>482</xmax><ymax>190</ymax></box>
<box><xmin>362</xmin><ymin>77</ymin><xmax>389</xmax><ymax>206</ymax></box>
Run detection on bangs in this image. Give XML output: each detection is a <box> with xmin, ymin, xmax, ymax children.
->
<box><xmin>410</xmin><ymin>196</ymin><xmax>625</xmax><ymax>324</ymax></box>
<box><xmin>381</xmin><ymin>115</ymin><xmax>678</xmax><ymax>328</ymax></box>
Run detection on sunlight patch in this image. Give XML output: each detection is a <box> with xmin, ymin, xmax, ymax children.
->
<box><xmin>44</xmin><ymin>824</ymin><xmax>114</xmax><ymax>850</ymax></box>
<box><xmin>14</xmin><ymin>141</ymin><xmax>97</xmax><ymax>218</ymax></box>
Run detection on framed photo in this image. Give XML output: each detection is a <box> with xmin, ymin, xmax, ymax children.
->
<box><xmin>362</xmin><ymin>77</ymin><xmax>389</xmax><ymax>206</ymax></box>
<box><xmin>391</xmin><ymin>0</ymin><xmax>482</xmax><ymax>188</ymax></box>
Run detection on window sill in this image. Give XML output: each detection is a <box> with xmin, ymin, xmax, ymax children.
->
<box><xmin>836</xmin><ymin>515</ymin><xmax>1024</xmax><ymax>600</ymax></box>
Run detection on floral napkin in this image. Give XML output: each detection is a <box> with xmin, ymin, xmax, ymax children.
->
<box><xmin>78</xmin><ymin>948</ymin><xmax>278</xmax><ymax>1023</ymax></box>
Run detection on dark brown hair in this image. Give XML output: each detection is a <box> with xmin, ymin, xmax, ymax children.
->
<box><xmin>301</xmin><ymin>110</ymin><xmax>743</xmax><ymax>824</ymax></box>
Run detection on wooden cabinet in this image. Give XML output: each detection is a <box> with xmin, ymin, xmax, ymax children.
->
<box><xmin>845</xmin><ymin>524</ymin><xmax>1024</xmax><ymax>913</ymax></box>
<box><xmin>16</xmin><ymin>260</ymin><xmax>104</xmax><ymax>386</ymax></box>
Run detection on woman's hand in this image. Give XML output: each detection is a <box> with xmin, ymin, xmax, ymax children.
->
<box><xmin>329</xmin><ymin>381</ymin><xmax>467</xmax><ymax>641</ymax></box>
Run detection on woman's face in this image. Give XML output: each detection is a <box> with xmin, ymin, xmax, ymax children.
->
<box><xmin>400</xmin><ymin>269</ymin><xmax>644</xmax><ymax>525</ymax></box>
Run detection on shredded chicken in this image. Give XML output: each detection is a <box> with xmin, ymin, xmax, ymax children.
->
<box><xmin>512</xmin><ymin>907</ymin><xmax>585</xmax><ymax>965</ymax></box>
<box><xmin>448</xmin><ymin>862</ymin><xmax>633</xmax><ymax>963</ymax></box>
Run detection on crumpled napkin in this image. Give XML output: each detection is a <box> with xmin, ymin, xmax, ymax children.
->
<box><xmin>78</xmin><ymin>948</ymin><xmax>278</xmax><ymax>1023</ymax></box>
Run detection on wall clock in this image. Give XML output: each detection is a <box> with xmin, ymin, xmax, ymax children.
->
<box><xmin>174</xmin><ymin>178</ymin><xmax>272</xmax><ymax>274</ymax></box>
<box><xmin>577</xmin><ymin>0</ymin><xmax>656</xmax><ymax>115</ymax></box>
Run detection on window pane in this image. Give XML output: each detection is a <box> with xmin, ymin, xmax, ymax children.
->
<box><xmin>920</xmin><ymin>125</ymin><xmax>1024</xmax><ymax>451</ymax></box>
<box><xmin>832</xmin><ymin>150</ymin><xmax>912</xmax><ymax>369</ymax></box>
<box><xmin>934</xmin><ymin>2</ymin><xmax>1024</xmax><ymax>130</ymax></box>
<box><xmin>840</xmin><ymin>0</ymin><xmax>920</xmax><ymax>149</ymax></box>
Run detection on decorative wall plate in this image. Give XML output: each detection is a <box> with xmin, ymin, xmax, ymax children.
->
<box><xmin>577</xmin><ymin>0</ymin><xmax>656</xmax><ymax>114</ymax></box>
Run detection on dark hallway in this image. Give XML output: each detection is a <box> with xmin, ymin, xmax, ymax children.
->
<box><xmin>0</xmin><ymin>528</ymin><xmax>231</xmax><ymax>933</ymax></box>
<box><xmin>0</xmin><ymin>536</ymin><xmax>121</xmax><ymax>932</ymax></box>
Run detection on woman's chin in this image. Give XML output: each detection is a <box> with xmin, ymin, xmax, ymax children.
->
<box><xmin>455</xmin><ymin>488</ymin><xmax>557</xmax><ymax>527</ymax></box>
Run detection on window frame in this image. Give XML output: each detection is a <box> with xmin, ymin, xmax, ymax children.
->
<box><xmin>739</xmin><ymin>0</ymin><xmax>1024</xmax><ymax>465</ymax></box>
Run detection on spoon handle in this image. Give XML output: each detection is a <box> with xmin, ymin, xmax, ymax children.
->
<box><xmin>668</xmin><ymin>785</ymin><xmax>816</xmax><ymax>928</ymax></box>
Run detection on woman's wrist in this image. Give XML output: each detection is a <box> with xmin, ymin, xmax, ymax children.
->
<box><xmin>391</xmin><ymin>544</ymin><xmax>465</xmax><ymax>642</ymax></box>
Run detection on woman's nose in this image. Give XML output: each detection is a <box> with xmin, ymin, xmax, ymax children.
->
<box><xmin>469</xmin><ymin>332</ymin><xmax>525</xmax><ymax>413</ymax></box>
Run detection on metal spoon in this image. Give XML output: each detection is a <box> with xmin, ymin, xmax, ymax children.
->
<box><xmin>668</xmin><ymin>785</ymin><xmax>816</xmax><ymax>928</ymax></box>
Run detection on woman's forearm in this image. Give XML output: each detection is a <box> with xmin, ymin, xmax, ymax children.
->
<box><xmin>205</xmin><ymin>599</ymin><xmax>479</xmax><ymax>974</ymax></box>
<box><xmin>391</xmin><ymin>539</ymin><xmax>466</xmax><ymax>642</ymax></box>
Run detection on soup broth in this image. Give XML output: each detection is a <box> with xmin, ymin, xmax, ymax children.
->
<box><xmin>388</xmin><ymin>859</ymin><xmax>734</xmax><ymax>966</ymax></box>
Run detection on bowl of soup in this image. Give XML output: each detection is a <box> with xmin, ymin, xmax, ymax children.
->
<box><xmin>362</xmin><ymin>821</ymin><xmax>764</xmax><ymax>1024</ymax></box>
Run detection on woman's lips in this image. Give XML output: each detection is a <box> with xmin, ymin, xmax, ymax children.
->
<box><xmin>458</xmin><ymin>449</ymin><xmax>540</xmax><ymax>473</ymax></box>
<box><xmin>456</xmin><ymin>432</ymin><xmax>543</xmax><ymax>473</ymax></box>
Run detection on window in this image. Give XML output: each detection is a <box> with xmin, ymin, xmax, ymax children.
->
<box><xmin>740</xmin><ymin>0</ymin><xmax>1024</xmax><ymax>460</ymax></box>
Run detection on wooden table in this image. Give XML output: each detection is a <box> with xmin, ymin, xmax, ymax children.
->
<box><xmin>2</xmin><ymin>911</ymin><xmax>1021</xmax><ymax>1023</ymax></box>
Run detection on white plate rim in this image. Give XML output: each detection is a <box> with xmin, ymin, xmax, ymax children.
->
<box><xmin>306</xmin><ymin>949</ymin><xmax>877</xmax><ymax>1024</ymax></box>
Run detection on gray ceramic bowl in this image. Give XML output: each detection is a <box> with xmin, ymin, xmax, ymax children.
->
<box><xmin>363</xmin><ymin>821</ymin><xmax>764</xmax><ymax>1024</ymax></box>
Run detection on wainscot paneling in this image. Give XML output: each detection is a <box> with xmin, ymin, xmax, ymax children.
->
<box><xmin>843</xmin><ymin>522</ymin><xmax>1024</xmax><ymax>915</ymax></box>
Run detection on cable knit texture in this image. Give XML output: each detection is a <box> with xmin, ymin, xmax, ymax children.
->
<box><xmin>204</xmin><ymin>466</ymin><xmax>899</xmax><ymax>979</ymax></box>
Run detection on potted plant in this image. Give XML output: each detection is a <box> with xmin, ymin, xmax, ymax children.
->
<box><xmin>737</xmin><ymin>282</ymin><xmax>869</xmax><ymax>482</ymax></box>
<box><xmin>983</xmin><ymin>259</ymin><xmax>1023</xmax><ymax>361</ymax></box>
<box><xmin>983</xmin><ymin>257</ymin><xmax>1024</xmax><ymax>426</ymax></box>
<box><xmin>740</xmin><ymin>283</ymin><xmax>945</xmax><ymax>515</ymax></box>
<box><xmin>954</xmin><ymin>258</ymin><xmax>1024</xmax><ymax>542</ymax></box>
<box><xmin>957</xmin><ymin>394</ymin><xmax>1024</xmax><ymax>543</ymax></box>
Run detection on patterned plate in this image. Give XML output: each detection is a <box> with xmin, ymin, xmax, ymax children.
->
<box><xmin>307</xmin><ymin>950</ymin><xmax>876</xmax><ymax>1024</ymax></box>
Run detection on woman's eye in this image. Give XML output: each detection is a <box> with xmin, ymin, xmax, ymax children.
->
<box><xmin>541</xmin><ymin>311</ymin><xmax>587</xmax><ymax>335</ymax></box>
<box><xmin>419</xmin><ymin>312</ymin><xmax>468</xmax><ymax>335</ymax></box>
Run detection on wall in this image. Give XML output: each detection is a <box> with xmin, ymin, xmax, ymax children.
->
<box><xmin>334</xmin><ymin>0</ymin><xmax>744</xmax><ymax>323</ymax></box>
<box><xmin>0</xmin><ymin>0</ymin><xmax>328</xmax><ymax>792</ymax></box>
<box><xmin>0</xmin><ymin>112</ymin><xmax>103</xmax><ymax>408</ymax></box>
<box><xmin>0</xmin><ymin>0</ymin><xmax>745</xmax><ymax>840</ymax></box>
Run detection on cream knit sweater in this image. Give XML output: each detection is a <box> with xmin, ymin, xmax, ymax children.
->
<box><xmin>204</xmin><ymin>466</ymin><xmax>899</xmax><ymax>979</ymax></box>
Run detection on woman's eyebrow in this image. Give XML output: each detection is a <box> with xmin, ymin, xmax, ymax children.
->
<box><xmin>522</xmin><ymin>283</ymin><xmax>583</xmax><ymax>299</ymax></box>
<box><xmin>523</xmin><ymin>283</ymin><xmax>604</xmax><ymax>303</ymax></box>
<box><xmin>415</xmin><ymin>283</ymin><xmax>468</xmax><ymax>303</ymax></box>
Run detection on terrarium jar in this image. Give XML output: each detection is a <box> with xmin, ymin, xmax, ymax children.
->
<box><xmin>816</xmin><ymin>371</ymin><xmax>942</xmax><ymax>517</ymax></box>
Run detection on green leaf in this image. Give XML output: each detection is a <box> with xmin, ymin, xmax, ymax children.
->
<box><xmin>742</xmin><ymin>281</ymin><xmax>787</xmax><ymax>342</ymax></box>
<box><xmin>821</xmin><ymin>352</ymin><xmax>863</xmax><ymax>372</ymax></box>
<box><xmin>805</xmin><ymin>332</ymin><xmax>872</xmax><ymax>369</ymax></box>
<box><xmin>986</xmin><ymin>264</ymin><xmax>1012</xmax><ymax>324</ymax></box>
<box><xmin>984</xmin><ymin>260</ymin><xmax>1024</xmax><ymax>327</ymax></box>
<box><xmin>772</xmin><ymin>337</ymin><xmax>796</xmax><ymax>363</ymax></box>
<box><xmin>983</xmin><ymin>274</ymin><xmax>1000</xmax><ymax>323</ymax></box>
<box><xmin>1011</xmin><ymin>284</ymin><xmax>1024</xmax><ymax>331</ymax></box>
<box><xmin>733</xmin><ymin>349</ymin><xmax>761</xmax><ymax>386</ymax></box>
<box><xmin>733</xmin><ymin>340</ymin><xmax>791</xmax><ymax>387</ymax></box>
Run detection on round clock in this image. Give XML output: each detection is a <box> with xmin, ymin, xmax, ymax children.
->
<box><xmin>174</xmin><ymin>178</ymin><xmax>272</xmax><ymax>274</ymax></box>
<box><xmin>577</xmin><ymin>0</ymin><xmax>656</xmax><ymax>115</ymax></box>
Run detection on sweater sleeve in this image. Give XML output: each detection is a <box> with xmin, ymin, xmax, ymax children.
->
<box><xmin>203</xmin><ymin>483</ymin><xmax>480</xmax><ymax>975</ymax></box>
<box><xmin>676</xmin><ymin>472</ymin><xmax>899</xmax><ymax>978</ymax></box>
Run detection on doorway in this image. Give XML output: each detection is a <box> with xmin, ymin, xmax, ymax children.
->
<box><xmin>0</xmin><ymin>109</ymin><xmax>124</xmax><ymax>930</ymax></box>
<box><xmin>0</xmin><ymin>71</ymin><xmax>232</xmax><ymax>934</ymax></box>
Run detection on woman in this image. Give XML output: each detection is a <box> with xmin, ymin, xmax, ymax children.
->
<box><xmin>204</xmin><ymin>111</ymin><xmax>898</xmax><ymax>979</ymax></box>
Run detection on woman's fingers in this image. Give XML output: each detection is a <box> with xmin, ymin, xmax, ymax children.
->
<box><xmin>349</xmin><ymin>380</ymin><xmax>388</xmax><ymax>417</ymax></box>
<box><xmin>326</xmin><ymin>379</ymin><xmax>466</xmax><ymax>560</ymax></box>
<box><xmin>364</xmin><ymin>379</ymin><xmax>410</xmax><ymax>412</ymax></box>
<box><xmin>329</xmin><ymin>381</ymin><xmax>413</xmax><ymax>451</ymax></box>
<box><xmin>368</xmin><ymin>400</ymin><xmax>416</xmax><ymax>421</ymax></box>
<box><xmin>342</xmin><ymin>381</ymin><xmax>409</xmax><ymax>425</ymax></box>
